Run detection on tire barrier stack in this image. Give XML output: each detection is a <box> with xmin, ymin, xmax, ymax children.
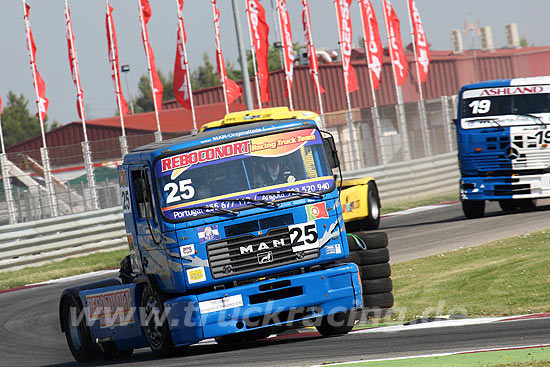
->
<box><xmin>346</xmin><ymin>231</ymin><xmax>394</xmax><ymax>312</ymax></box>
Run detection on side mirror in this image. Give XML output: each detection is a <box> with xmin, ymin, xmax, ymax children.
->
<box><xmin>323</xmin><ymin>136</ymin><xmax>340</xmax><ymax>169</ymax></box>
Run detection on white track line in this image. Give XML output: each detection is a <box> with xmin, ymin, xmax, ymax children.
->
<box><xmin>29</xmin><ymin>269</ymin><xmax>118</xmax><ymax>286</ymax></box>
<box><xmin>309</xmin><ymin>344</ymin><xmax>550</xmax><ymax>366</ymax></box>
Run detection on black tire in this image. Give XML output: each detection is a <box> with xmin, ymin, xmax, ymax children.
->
<box><xmin>359</xmin><ymin>263</ymin><xmax>391</xmax><ymax>280</ymax></box>
<box><xmin>364</xmin><ymin>182</ymin><xmax>381</xmax><ymax>230</ymax></box>
<box><xmin>347</xmin><ymin>231</ymin><xmax>388</xmax><ymax>251</ymax></box>
<box><xmin>361</xmin><ymin>277</ymin><xmax>393</xmax><ymax>294</ymax></box>
<box><xmin>462</xmin><ymin>200</ymin><xmax>485</xmax><ymax>219</ymax></box>
<box><xmin>141</xmin><ymin>285</ymin><xmax>176</xmax><ymax>357</ymax></box>
<box><xmin>315</xmin><ymin>310</ymin><xmax>355</xmax><ymax>337</ymax></box>
<box><xmin>215</xmin><ymin>327</ymin><xmax>274</xmax><ymax>345</ymax></box>
<box><xmin>498</xmin><ymin>199</ymin><xmax>518</xmax><ymax>212</ymax></box>
<box><xmin>62</xmin><ymin>296</ymin><xmax>98</xmax><ymax>363</ymax></box>
<box><xmin>363</xmin><ymin>292</ymin><xmax>394</xmax><ymax>308</ymax></box>
<box><xmin>347</xmin><ymin>248</ymin><xmax>390</xmax><ymax>266</ymax></box>
<box><xmin>518</xmin><ymin>199</ymin><xmax>537</xmax><ymax>210</ymax></box>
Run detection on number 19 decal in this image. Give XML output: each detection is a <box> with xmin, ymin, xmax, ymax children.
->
<box><xmin>289</xmin><ymin>221</ymin><xmax>319</xmax><ymax>252</ymax></box>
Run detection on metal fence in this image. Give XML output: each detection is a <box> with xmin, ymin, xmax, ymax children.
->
<box><xmin>0</xmin><ymin>96</ymin><xmax>459</xmax><ymax>225</ymax></box>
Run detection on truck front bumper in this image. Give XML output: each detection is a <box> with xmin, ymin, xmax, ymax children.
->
<box><xmin>460</xmin><ymin>173</ymin><xmax>550</xmax><ymax>200</ymax></box>
<box><xmin>165</xmin><ymin>263</ymin><xmax>362</xmax><ymax>346</ymax></box>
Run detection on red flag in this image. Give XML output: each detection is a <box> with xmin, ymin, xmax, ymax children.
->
<box><xmin>139</xmin><ymin>0</ymin><xmax>164</xmax><ymax>111</ymax></box>
<box><xmin>302</xmin><ymin>0</ymin><xmax>324</xmax><ymax>94</ymax></box>
<box><xmin>358</xmin><ymin>0</ymin><xmax>383</xmax><ymax>90</ymax></box>
<box><xmin>64</xmin><ymin>3</ymin><xmax>85</xmax><ymax>120</ymax></box>
<box><xmin>383</xmin><ymin>0</ymin><xmax>408</xmax><ymax>86</ymax></box>
<box><xmin>174</xmin><ymin>0</ymin><xmax>192</xmax><ymax>110</ymax></box>
<box><xmin>277</xmin><ymin>0</ymin><xmax>294</xmax><ymax>99</ymax></box>
<box><xmin>246</xmin><ymin>0</ymin><xmax>270</xmax><ymax>103</ymax></box>
<box><xmin>106</xmin><ymin>3</ymin><xmax>130</xmax><ymax>116</ymax></box>
<box><xmin>408</xmin><ymin>0</ymin><xmax>430</xmax><ymax>83</ymax></box>
<box><xmin>212</xmin><ymin>0</ymin><xmax>242</xmax><ymax>105</ymax></box>
<box><xmin>335</xmin><ymin>0</ymin><xmax>359</xmax><ymax>93</ymax></box>
<box><xmin>24</xmin><ymin>3</ymin><xmax>49</xmax><ymax>123</ymax></box>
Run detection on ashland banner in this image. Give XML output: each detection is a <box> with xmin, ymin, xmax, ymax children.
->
<box><xmin>106</xmin><ymin>2</ymin><xmax>130</xmax><ymax>116</ymax></box>
<box><xmin>64</xmin><ymin>3</ymin><xmax>85</xmax><ymax>120</ymax></box>
<box><xmin>24</xmin><ymin>3</ymin><xmax>49</xmax><ymax>123</ymax></box>
<box><xmin>302</xmin><ymin>0</ymin><xmax>324</xmax><ymax>94</ymax></box>
<box><xmin>408</xmin><ymin>0</ymin><xmax>430</xmax><ymax>83</ymax></box>
<box><xmin>358</xmin><ymin>0</ymin><xmax>383</xmax><ymax>90</ymax></box>
<box><xmin>212</xmin><ymin>0</ymin><xmax>242</xmax><ymax>105</ymax></box>
<box><xmin>139</xmin><ymin>0</ymin><xmax>164</xmax><ymax>110</ymax></box>
<box><xmin>174</xmin><ymin>0</ymin><xmax>192</xmax><ymax>110</ymax></box>
<box><xmin>383</xmin><ymin>0</ymin><xmax>408</xmax><ymax>86</ymax></box>
<box><xmin>246</xmin><ymin>0</ymin><xmax>270</xmax><ymax>103</ymax></box>
<box><xmin>335</xmin><ymin>0</ymin><xmax>359</xmax><ymax>93</ymax></box>
<box><xmin>277</xmin><ymin>0</ymin><xmax>294</xmax><ymax>98</ymax></box>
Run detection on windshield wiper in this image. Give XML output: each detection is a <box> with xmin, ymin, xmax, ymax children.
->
<box><xmin>217</xmin><ymin>198</ymin><xmax>279</xmax><ymax>208</ymax></box>
<box><xmin>186</xmin><ymin>205</ymin><xmax>238</xmax><ymax>216</ymax></box>
<box><xmin>261</xmin><ymin>189</ymin><xmax>324</xmax><ymax>199</ymax></box>
<box><xmin>514</xmin><ymin>113</ymin><xmax>547</xmax><ymax>125</ymax></box>
<box><xmin>467</xmin><ymin>117</ymin><xmax>504</xmax><ymax>130</ymax></box>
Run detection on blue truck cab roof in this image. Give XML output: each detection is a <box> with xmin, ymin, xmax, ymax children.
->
<box><xmin>460</xmin><ymin>76</ymin><xmax>550</xmax><ymax>94</ymax></box>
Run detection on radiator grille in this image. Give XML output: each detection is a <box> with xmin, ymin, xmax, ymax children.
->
<box><xmin>207</xmin><ymin>227</ymin><xmax>319</xmax><ymax>279</ymax></box>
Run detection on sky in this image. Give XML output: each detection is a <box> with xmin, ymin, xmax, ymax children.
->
<box><xmin>0</xmin><ymin>0</ymin><xmax>549</xmax><ymax>126</ymax></box>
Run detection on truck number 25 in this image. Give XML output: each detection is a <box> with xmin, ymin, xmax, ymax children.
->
<box><xmin>289</xmin><ymin>221</ymin><xmax>318</xmax><ymax>249</ymax></box>
<box><xmin>164</xmin><ymin>179</ymin><xmax>195</xmax><ymax>204</ymax></box>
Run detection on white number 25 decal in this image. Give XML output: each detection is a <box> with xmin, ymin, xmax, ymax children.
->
<box><xmin>289</xmin><ymin>221</ymin><xmax>319</xmax><ymax>252</ymax></box>
<box><xmin>164</xmin><ymin>179</ymin><xmax>195</xmax><ymax>204</ymax></box>
<box><xmin>469</xmin><ymin>99</ymin><xmax>491</xmax><ymax>114</ymax></box>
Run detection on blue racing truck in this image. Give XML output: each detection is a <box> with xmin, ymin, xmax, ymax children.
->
<box><xmin>457</xmin><ymin>76</ymin><xmax>550</xmax><ymax>218</ymax></box>
<box><xmin>58</xmin><ymin>107</ymin><xmax>392</xmax><ymax>362</ymax></box>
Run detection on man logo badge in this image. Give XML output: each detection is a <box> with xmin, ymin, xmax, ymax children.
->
<box><xmin>257</xmin><ymin>251</ymin><xmax>274</xmax><ymax>264</ymax></box>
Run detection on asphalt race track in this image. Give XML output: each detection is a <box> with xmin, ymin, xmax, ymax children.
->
<box><xmin>1</xmin><ymin>200</ymin><xmax>550</xmax><ymax>367</ymax></box>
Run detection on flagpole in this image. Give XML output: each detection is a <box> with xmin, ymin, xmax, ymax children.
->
<box><xmin>303</xmin><ymin>0</ymin><xmax>324</xmax><ymax>120</ymax></box>
<box><xmin>276</xmin><ymin>1</ymin><xmax>294</xmax><ymax>110</ymax></box>
<box><xmin>245</xmin><ymin>2</ymin><xmax>263</xmax><ymax>109</ymax></box>
<box><xmin>65</xmin><ymin>0</ymin><xmax>99</xmax><ymax>211</ymax></box>
<box><xmin>333</xmin><ymin>1</ymin><xmax>352</xmax><ymax>114</ymax></box>
<box><xmin>137</xmin><ymin>0</ymin><xmax>162</xmax><ymax>141</ymax></box>
<box><xmin>106</xmin><ymin>0</ymin><xmax>128</xmax><ymax>156</ymax></box>
<box><xmin>334</xmin><ymin>0</ymin><xmax>360</xmax><ymax>170</ymax></box>
<box><xmin>406</xmin><ymin>0</ymin><xmax>432</xmax><ymax>156</ymax></box>
<box><xmin>357</xmin><ymin>0</ymin><xmax>385</xmax><ymax>164</ymax></box>
<box><xmin>176</xmin><ymin>0</ymin><xmax>197</xmax><ymax>131</ymax></box>
<box><xmin>357</xmin><ymin>0</ymin><xmax>378</xmax><ymax>109</ymax></box>
<box><xmin>382</xmin><ymin>0</ymin><xmax>411</xmax><ymax>160</ymax></box>
<box><xmin>22</xmin><ymin>0</ymin><xmax>58</xmax><ymax>217</ymax></box>
<box><xmin>0</xmin><ymin>99</ymin><xmax>17</xmax><ymax>224</ymax></box>
<box><xmin>212</xmin><ymin>0</ymin><xmax>229</xmax><ymax>114</ymax></box>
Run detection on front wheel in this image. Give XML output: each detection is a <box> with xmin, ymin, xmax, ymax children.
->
<box><xmin>141</xmin><ymin>285</ymin><xmax>176</xmax><ymax>357</ymax></box>
<box><xmin>315</xmin><ymin>310</ymin><xmax>356</xmax><ymax>337</ymax></box>
<box><xmin>62</xmin><ymin>296</ymin><xmax>98</xmax><ymax>363</ymax></box>
<box><xmin>462</xmin><ymin>200</ymin><xmax>485</xmax><ymax>219</ymax></box>
<box><xmin>364</xmin><ymin>182</ymin><xmax>381</xmax><ymax>230</ymax></box>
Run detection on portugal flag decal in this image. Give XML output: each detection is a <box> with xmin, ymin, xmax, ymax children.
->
<box><xmin>306</xmin><ymin>202</ymin><xmax>329</xmax><ymax>221</ymax></box>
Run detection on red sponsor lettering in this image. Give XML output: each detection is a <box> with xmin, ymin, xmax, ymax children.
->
<box><xmin>161</xmin><ymin>140</ymin><xmax>251</xmax><ymax>172</ymax></box>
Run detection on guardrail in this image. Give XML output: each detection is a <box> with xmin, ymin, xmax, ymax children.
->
<box><xmin>0</xmin><ymin>152</ymin><xmax>460</xmax><ymax>272</ymax></box>
<box><xmin>343</xmin><ymin>152</ymin><xmax>459</xmax><ymax>204</ymax></box>
<box><xmin>0</xmin><ymin>207</ymin><xmax>127</xmax><ymax>272</ymax></box>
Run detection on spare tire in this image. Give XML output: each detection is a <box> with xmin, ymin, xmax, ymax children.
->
<box><xmin>347</xmin><ymin>232</ymin><xmax>388</xmax><ymax>251</ymax></box>
<box><xmin>347</xmin><ymin>248</ymin><xmax>389</xmax><ymax>266</ymax></box>
<box><xmin>361</xmin><ymin>277</ymin><xmax>393</xmax><ymax>294</ymax></box>
<box><xmin>363</xmin><ymin>292</ymin><xmax>394</xmax><ymax>308</ymax></box>
<box><xmin>359</xmin><ymin>263</ymin><xmax>391</xmax><ymax>279</ymax></box>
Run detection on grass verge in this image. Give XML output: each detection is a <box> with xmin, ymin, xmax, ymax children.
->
<box><xmin>0</xmin><ymin>249</ymin><xmax>128</xmax><ymax>290</ymax></box>
<box><xmin>381</xmin><ymin>191</ymin><xmax>458</xmax><ymax>215</ymax></box>
<box><xmin>391</xmin><ymin>229</ymin><xmax>550</xmax><ymax>321</ymax></box>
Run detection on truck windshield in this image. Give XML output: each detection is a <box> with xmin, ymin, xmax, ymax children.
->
<box><xmin>155</xmin><ymin>128</ymin><xmax>334</xmax><ymax>222</ymax></box>
<box><xmin>461</xmin><ymin>85</ymin><xmax>550</xmax><ymax>129</ymax></box>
